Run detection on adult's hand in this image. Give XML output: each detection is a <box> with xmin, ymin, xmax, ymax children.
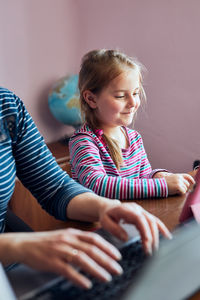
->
<box><xmin>3</xmin><ymin>228</ymin><xmax>123</xmax><ymax>289</ymax></box>
<box><xmin>99</xmin><ymin>202</ymin><xmax>172</xmax><ymax>255</ymax></box>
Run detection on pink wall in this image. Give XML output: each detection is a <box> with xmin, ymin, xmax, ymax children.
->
<box><xmin>0</xmin><ymin>0</ymin><xmax>80</xmax><ymax>140</ymax></box>
<box><xmin>0</xmin><ymin>0</ymin><xmax>199</xmax><ymax>172</ymax></box>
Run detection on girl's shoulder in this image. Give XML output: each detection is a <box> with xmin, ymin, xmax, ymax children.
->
<box><xmin>71</xmin><ymin>124</ymin><xmax>96</xmax><ymax>139</ymax></box>
<box><xmin>70</xmin><ymin>124</ymin><xmax>103</xmax><ymax>146</ymax></box>
<box><xmin>69</xmin><ymin>124</ymin><xmax>108</xmax><ymax>152</ymax></box>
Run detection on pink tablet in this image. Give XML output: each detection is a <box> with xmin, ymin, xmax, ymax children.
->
<box><xmin>179</xmin><ymin>168</ymin><xmax>200</xmax><ymax>223</ymax></box>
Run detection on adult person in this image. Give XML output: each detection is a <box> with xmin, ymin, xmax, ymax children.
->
<box><xmin>0</xmin><ymin>87</ymin><xmax>171</xmax><ymax>289</ymax></box>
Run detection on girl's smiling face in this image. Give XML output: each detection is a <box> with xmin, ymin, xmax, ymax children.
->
<box><xmin>93</xmin><ymin>69</ymin><xmax>141</xmax><ymax>131</ymax></box>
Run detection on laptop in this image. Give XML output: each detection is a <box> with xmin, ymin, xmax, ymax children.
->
<box><xmin>3</xmin><ymin>169</ymin><xmax>200</xmax><ymax>300</ymax></box>
<box><xmin>122</xmin><ymin>219</ymin><xmax>200</xmax><ymax>300</ymax></box>
<box><xmin>4</xmin><ymin>222</ymin><xmax>200</xmax><ymax>300</ymax></box>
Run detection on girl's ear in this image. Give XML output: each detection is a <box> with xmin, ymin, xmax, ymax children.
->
<box><xmin>82</xmin><ymin>90</ymin><xmax>97</xmax><ymax>109</ymax></box>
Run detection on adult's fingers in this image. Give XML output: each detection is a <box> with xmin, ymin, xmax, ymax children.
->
<box><xmin>139</xmin><ymin>211</ymin><xmax>172</xmax><ymax>253</ymax></box>
<box><xmin>54</xmin><ymin>258</ymin><xmax>93</xmax><ymax>289</ymax></box>
<box><xmin>64</xmin><ymin>246</ymin><xmax>113</xmax><ymax>283</ymax></box>
<box><xmin>100</xmin><ymin>213</ymin><xmax>128</xmax><ymax>242</ymax></box>
<box><xmin>102</xmin><ymin>211</ymin><xmax>153</xmax><ymax>255</ymax></box>
<box><xmin>101</xmin><ymin>204</ymin><xmax>172</xmax><ymax>255</ymax></box>
<box><xmin>74</xmin><ymin>230</ymin><xmax>122</xmax><ymax>260</ymax></box>
<box><xmin>64</xmin><ymin>236</ymin><xmax>123</xmax><ymax>276</ymax></box>
<box><xmin>113</xmin><ymin>205</ymin><xmax>154</xmax><ymax>255</ymax></box>
<box><xmin>143</xmin><ymin>212</ymin><xmax>159</xmax><ymax>251</ymax></box>
<box><xmin>131</xmin><ymin>213</ymin><xmax>154</xmax><ymax>255</ymax></box>
<box><xmin>154</xmin><ymin>216</ymin><xmax>172</xmax><ymax>240</ymax></box>
<box><xmin>103</xmin><ymin>204</ymin><xmax>155</xmax><ymax>254</ymax></box>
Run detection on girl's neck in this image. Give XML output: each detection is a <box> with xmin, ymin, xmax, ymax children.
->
<box><xmin>101</xmin><ymin>125</ymin><xmax>122</xmax><ymax>139</ymax></box>
<box><xmin>101</xmin><ymin>126</ymin><xmax>129</xmax><ymax>149</ymax></box>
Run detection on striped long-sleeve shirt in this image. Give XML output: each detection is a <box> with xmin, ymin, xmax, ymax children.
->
<box><xmin>0</xmin><ymin>87</ymin><xmax>90</xmax><ymax>233</ymax></box>
<box><xmin>69</xmin><ymin>124</ymin><xmax>168</xmax><ymax>200</ymax></box>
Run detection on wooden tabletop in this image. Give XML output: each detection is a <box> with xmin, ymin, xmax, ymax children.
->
<box><xmin>47</xmin><ymin>141</ymin><xmax>69</xmax><ymax>160</ymax></box>
<box><xmin>135</xmin><ymin>194</ymin><xmax>186</xmax><ymax>232</ymax></box>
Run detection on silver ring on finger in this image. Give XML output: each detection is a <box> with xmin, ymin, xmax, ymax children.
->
<box><xmin>66</xmin><ymin>248</ymin><xmax>79</xmax><ymax>262</ymax></box>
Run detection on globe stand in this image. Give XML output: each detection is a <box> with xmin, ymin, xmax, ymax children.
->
<box><xmin>59</xmin><ymin>125</ymin><xmax>81</xmax><ymax>145</ymax></box>
<box><xmin>59</xmin><ymin>135</ymin><xmax>71</xmax><ymax>145</ymax></box>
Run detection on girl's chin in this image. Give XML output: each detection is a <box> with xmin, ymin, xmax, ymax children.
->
<box><xmin>120</xmin><ymin>121</ymin><xmax>133</xmax><ymax>127</ymax></box>
<box><xmin>122</xmin><ymin>117</ymin><xmax>134</xmax><ymax>126</ymax></box>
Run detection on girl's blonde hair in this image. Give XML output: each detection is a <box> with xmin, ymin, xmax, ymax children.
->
<box><xmin>79</xmin><ymin>49</ymin><xmax>146</xmax><ymax>169</ymax></box>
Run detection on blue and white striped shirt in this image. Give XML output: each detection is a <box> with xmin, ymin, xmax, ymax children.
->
<box><xmin>0</xmin><ymin>87</ymin><xmax>90</xmax><ymax>233</ymax></box>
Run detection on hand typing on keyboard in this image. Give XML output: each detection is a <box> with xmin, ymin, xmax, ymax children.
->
<box><xmin>5</xmin><ymin>228</ymin><xmax>123</xmax><ymax>289</ymax></box>
<box><xmin>99</xmin><ymin>202</ymin><xmax>172</xmax><ymax>255</ymax></box>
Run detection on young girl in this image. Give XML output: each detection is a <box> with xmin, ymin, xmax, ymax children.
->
<box><xmin>69</xmin><ymin>49</ymin><xmax>194</xmax><ymax>200</ymax></box>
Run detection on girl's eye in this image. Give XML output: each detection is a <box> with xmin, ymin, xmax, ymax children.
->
<box><xmin>133</xmin><ymin>92</ymin><xmax>139</xmax><ymax>96</ymax></box>
<box><xmin>115</xmin><ymin>95</ymin><xmax>125</xmax><ymax>99</ymax></box>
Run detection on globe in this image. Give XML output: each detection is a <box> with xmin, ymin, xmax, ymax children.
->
<box><xmin>48</xmin><ymin>75</ymin><xmax>82</xmax><ymax>129</ymax></box>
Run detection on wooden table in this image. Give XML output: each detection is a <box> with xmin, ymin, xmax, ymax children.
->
<box><xmin>9</xmin><ymin>140</ymin><xmax>188</xmax><ymax>232</ymax></box>
<box><xmin>135</xmin><ymin>195</ymin><xmax>186</xmax><ymax>232</ymax></box>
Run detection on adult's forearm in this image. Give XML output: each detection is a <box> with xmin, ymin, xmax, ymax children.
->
<box><xmin>66</xmin><ymin>192</ymin><xmax>121</xmax><ymax>222</ymax></box>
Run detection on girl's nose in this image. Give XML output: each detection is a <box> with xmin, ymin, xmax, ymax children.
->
<box><xmin>128</xmin><ymin>95</ymin><xmax>137</xmax><ymax>107</ymax></box>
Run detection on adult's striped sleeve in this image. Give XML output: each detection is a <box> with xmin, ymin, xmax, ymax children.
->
<box><xmin>13</xmin><ymin>96</ymin><xmax>91</xmax><ymax>220</ymax></box>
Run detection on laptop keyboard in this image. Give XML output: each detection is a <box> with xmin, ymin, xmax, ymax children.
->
<box><xmin>31</xmin><ymin>240</ymin><xmax>147</xmax><ymax>300</ymax></box>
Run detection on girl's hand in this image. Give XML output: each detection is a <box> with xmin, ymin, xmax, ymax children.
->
<box><xmin>153</xmin><ymin>171</ymin><xmax>172</xmax><ymax>178</ymax></box>
<box><xmin>8</xmin><ymin>229</ymin><xmax>123</xmax><ymax>289</ymax></box>
<box><xmin>163</xmin><ymin>174</ymin><xmax>195</xmax><ymax>195</ymax></box>
<box><xmin>99</xmin><ymin>202</ymin><xmax>172</xmax><ymax>256</ymax></box>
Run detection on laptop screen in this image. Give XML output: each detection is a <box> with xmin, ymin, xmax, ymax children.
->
<box><xmin>122</xmin><ymin>220</ymin><xmax>200</xmax><ymax>300</ymax></box>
